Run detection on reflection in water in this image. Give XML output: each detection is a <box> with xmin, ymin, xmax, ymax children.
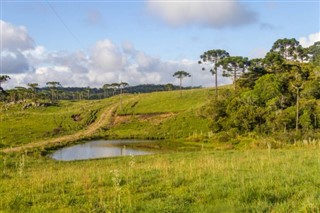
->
<box><xmin>50</xmin><ymin>140</ymin><xmax>155</xmax><ymax>161</ymax></box>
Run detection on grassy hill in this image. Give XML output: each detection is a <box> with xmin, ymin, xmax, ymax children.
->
<box><xmin>106</xmin><ymin>88</ymin><xmax>212</xmax><ymax>140</ymax></box>
<box><xmin>119</xmin><ymin>88</ymin><xmax>210</xmax><ymax>114</ymax></box>
<box><xmin>0</xmin><ymin>88</ymin><xmax>214</xmax><ymax>150</ymax></box>
<box><xmin>0</xmin><ymin>98</ymin><xmax>117</xmax><ymax>148</ymax></box>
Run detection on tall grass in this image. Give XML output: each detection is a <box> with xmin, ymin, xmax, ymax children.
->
<box><xmin>1</xmin><ymin>149</ymin><xmax>320</xmax><ymax>212</ymax></box>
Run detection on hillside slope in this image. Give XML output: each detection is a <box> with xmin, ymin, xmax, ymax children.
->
<box><xmin>1</xmin><ymin>88</ymin><xmax>215</xmax><ymax>152</ymax></box>
<box><xmin>103</xmin><ymin>88</ymin><xmax>212</xmax><ymax>140</ymax></box>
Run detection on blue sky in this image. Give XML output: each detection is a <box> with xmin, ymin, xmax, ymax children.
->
<box><xmin>1</xmin><ymin>0</ymin><xmax>319</xmax><ymax>88</ymax></box>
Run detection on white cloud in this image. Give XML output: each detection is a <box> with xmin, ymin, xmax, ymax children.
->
<box><xmin>1</xmin><ymin>20</ymin><xmax>34</xmax><ymax>51</ymax></box>
<box><xmin>48</xmin><ymin>51</ymin><xmax>89</xmax><ymax>74</ymax></box>
<box><xmin>124</xmin><ymin>64</ymin><xmax>162</xmax><ymax>85</ymax></box>
<box><xmin>90</xmin><ymin>39</ymin><xmax>125</xmax><ymax>73</ymax></box>
<box><xmin>299</xmin><ymin>32</ymin><xmax>320</xmax><ymax>47</ymax></box>
<box><xmin>146</xmin><ymin>0</ymin><xmax>257</xmax><ymax>28</ymax></box>
<box><xmin>1</xmin><ymin>50</ymin><xmax>31</xmax><ymax>74</ymax></box>
<box><xmin>25</xmin><ymin>66</ymin><xmax>73</xmax><ymax>85</ymax></box>
<box><xmin>3</xmin><ymin>73</ymin><xmax>27</xmax><ymax>88</ymax></box>
<box><xmin>23</xmin><ymin>66</ymin><xmax>90</xmax><ymax>88</ymax></box>
<box><xmin>122</xmin><ymin>41</ymin><xmax>135</xmax><ymax>54</ymax></box>
<box><xmin>87</xmin><ymin>69</ymin><xmax>119</xmax><ymax>87</ymax></box>
<box><xmin>23</xmin><ymin>46</ymin><xmax>47</xmax><ymax>64</ymax></box>
<box><xmin>0</xmin><ymin>20</ymin><xmax>35</xmax><ymax>74</ymax></box>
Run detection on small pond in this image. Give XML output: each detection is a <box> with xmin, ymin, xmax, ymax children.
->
<box><xmin>50</xmin><ymin>140</ymin><xmax>157</xmax><ymax>161</ymax></box>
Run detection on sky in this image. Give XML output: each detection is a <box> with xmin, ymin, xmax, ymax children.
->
<box><xmin>1</xmin><ymin>0</ymin><xmax>320</xmax><ymax>89</ymax></box>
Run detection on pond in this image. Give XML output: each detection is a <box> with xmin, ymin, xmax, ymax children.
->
<box><xmin>50</xmin><ymin>139</ymin><xmax>157</xmax><ymax>161</ymax></box>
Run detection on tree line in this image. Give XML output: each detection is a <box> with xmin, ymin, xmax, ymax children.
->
<box><xmin>199</xmin><ymin>38</ymin><xmax>319</xmax><ymax>140</ymax></box>
<box><xmin>0</xmin><ymin>77</ymin><xmax>194</xmax><ymax>103</ymax></box>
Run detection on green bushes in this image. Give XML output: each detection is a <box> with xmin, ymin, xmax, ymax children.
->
<box><xmin>203</xmin><ymin>70</ymin><xmax>320</xmax><ymax>142</ymax></box>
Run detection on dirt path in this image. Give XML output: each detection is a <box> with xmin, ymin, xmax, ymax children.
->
<box><xmin>1</xmin><ymin>103</ymin><xmax>118</xmax><ymax>153</ymax></box>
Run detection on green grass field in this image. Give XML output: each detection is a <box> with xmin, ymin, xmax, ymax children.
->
<box><xmin>1</xmin><ymin>149</ymin><xmax>320</xmax><ymax>212</ymax></box>
<box><xmin>106</xmin><ymin>88</ymin><xmax>212</xmax><ymax>140</ymax></box>
<box><xmin>1</xmin><ymin>87</ymin><xmax>320</xmax><ymax>212</ymax></box>
<box><xmin>118</xmin><ymin>88</ymin><xmax>211</xmax><ymax>115</ymax></box>
<box><xmin>107</xmin><ymin>109</ymin><xmax>210</xmax><ymax>140</ymax></box>
<box><xmin>0</xmin><ymin>98</ymin><xmax>121</xmax><ymax>148</ymax></box>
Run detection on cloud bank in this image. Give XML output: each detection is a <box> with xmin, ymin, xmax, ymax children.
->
<box><xmin>1</xmin><ymin>20</ymin><xmax>34</xmax><ymax>51</ymax></box>
<box><xmin>146</xmin><ymin>0</ymin><xmax>257</xmax><ymax>28</ymax></box>
<box><xmin>1</xmin><ymin>20</ymin><xmax>229</xmax><ymax>89</ymax></box>
<box><xmin>0</xmin><ymin>20</ymin><xmax>34</xmax><ymax>74</ymax></box>
<box><xmin>299</xmin><ymin>32</ymin><xmax>320</xmax><ymax>47</ymax></box>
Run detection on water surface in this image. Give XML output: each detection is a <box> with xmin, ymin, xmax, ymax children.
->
<box><xmin>50</xmin><ymin>140</ymin><xmax>155</xmax><ymax>161</ymax></box>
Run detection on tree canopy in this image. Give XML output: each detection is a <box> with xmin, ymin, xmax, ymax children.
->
<box><xmin>199</xmin><ymin>49</ymin><xmax>229</xmax><ymax>97</ymax></box>
<box><xmin>205</xmin><ymin>38</ymin><xmax>319</xmax><ymax>141</ymax></box>
<box><xmin>173</xmin><ymin>71</ymin><xmax>191</xmax><ymax>97</ymax></box>
<box><xmin>219</xmin><ymin>56</ymin><xmax>250</xmax><ymax>92</ymax></box>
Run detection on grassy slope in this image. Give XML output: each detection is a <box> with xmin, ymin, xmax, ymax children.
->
<box><xmin>0</xmin><ymin>98</ymin><xmax>119</xmax><ymax>148</ymax></box>
<box><xmin>1</xmin><ymin>149</ymin><xmax>320</xmax><ymax>212</ymax></box>
<box><xmin>106</xmin><ymin>88</ymin><xmax>212</xmax><ymax>140</ymax></box>
<box><xmin>119</xmin><ymin>89</ymin><xmax>210</xmax><ymax>114</ymax></box>
<box><xmin>0</xmin><ymin>89</ymin><xmax>212</xmax><ymax>148</ymax></box>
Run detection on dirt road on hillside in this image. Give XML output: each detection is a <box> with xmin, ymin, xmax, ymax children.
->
<box><xmin>1</xmin><ymin>104</ymin><xmax>118</xmax><ymax>153</ymax></box>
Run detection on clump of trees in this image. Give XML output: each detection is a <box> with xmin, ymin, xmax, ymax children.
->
<box><xmin>202</xmin><ymin>38</ymin><xmax>320</xmax><ymax>141</ymax></box>
<box><xmin>0</xmin><ymin>75</ymin><xmax>10</xmax><ymax>100</ymax></box>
